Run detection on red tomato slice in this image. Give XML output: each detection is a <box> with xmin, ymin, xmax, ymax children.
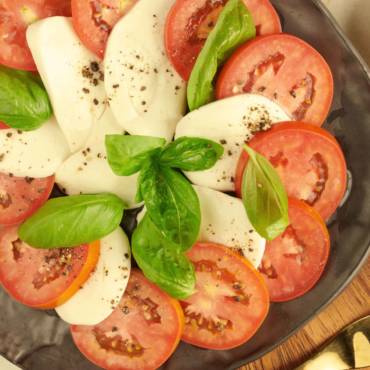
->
<box><xmin>71</xmin><ymin>269</ymin><xmax>184</xmax><ymax>370</ymax></box>
<box><xmin>165</xmin><ymin>0</ymin><xmax>281</xmax><ymax>81</ymax></box>
<box><xmin>71</xmin><ymin>0</ymin><xmax>137</xmax><ymax>58</ymax></box>
<box><xmin>0</xmin><ymin>122</ymin><xmax>9</xmax><ymax>129</ymax></box>
<box><xmin>259</xmin><ymin>199</ymin><xmax>330</xmax><ymax>302</ymax></box>
<box><xmin>0</xmin><ymin>173</ymin><xmax>54</xmax><ymax>226</ymax></box>
<box><xmin>0</xmin><ymin>226</ymin><xmax>100</xmax><ymax>308</ymax></box>
<box><xmin>216</xmin><ymin>34</ymin><xmax>334</xmax><ymax>126</ymax></box>
<box><xmin>235</xmin><ymin>122</ymin><xmax>347</xmax><ymax>221</ymax></box>
<box><xmin>0</xmin><ymin>0</ymin><xmax>71</xmax><ymax>71</ymax></box>
<box><xmin>180</xmin><ymin>243</ymin><xmax>269</xmax><ymax>350</ymax></box>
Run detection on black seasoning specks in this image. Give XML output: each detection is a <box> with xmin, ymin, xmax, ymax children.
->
<box><xmin>90</xmin><ymin>61</ymin><xmax>100</xmax><ymax>72</ymax></box>
<box><xmin>242</xmin><ymin>104</ymin><xmax>273</xmax><ymax>142</ymax></box>
<box><xmin>82</xmin><ymin>61</ymin><xmax>104</xmax><ymax>87</ymax></box>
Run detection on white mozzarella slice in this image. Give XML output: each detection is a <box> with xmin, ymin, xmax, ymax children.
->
<box><xmin>56</xmin><ymin>228</ymin><xmax>131</xmax><ymax>325</ymax></box>
<box><xmin>194</xmin><ymin>185</ymin><xmax>265</xmax><ymax>268</ymax></box>
<box><xmin>27</xmin><ymin>17</ymin><xmax>106</xmax><ymax>152</ymax></box>
<box><xmin>175</xmin><ymin>94</ymin><xmax>290</xmax><ymax>191</ymax></box>
<box><xmin>0</xmin><ymin>117</ymin><xmax>70</xmax><ymax>177</ymax></box>
<box><xmin>105</xmin><ymin>0</ymin><xmax>186</xmax><ymax>141</ymax></box>
<box><xmin>55</xmin><ymin>108</ymin><xmax>138</xmax><ymax>208</ymax></box>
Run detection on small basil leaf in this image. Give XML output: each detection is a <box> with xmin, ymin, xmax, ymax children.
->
<box><xmin>105</xmin><ymin>135</ymin><xmax>166</xmax><ymax>176</ymax></box>
<box><xmin>132</xmin><ymin>214</ymin><xmax>196</xmax><ymax>299</ymax></box>
<box><xmin>242</xmin><ymin>145</ymin><xmax>289</xmax><ymax>240</ymax></box>
<box><xmin>159</xmin><ymin>137</ymin><xmax>224</xmax><ymax>171</ymax></box>
<box><xmin>139</xmin><ymin>159</ymin><xmax>200</xmax><ymax>250</ymax></box>
<box><xmin>0</xmin><ymin>66</ymin><xmax>52</xmax><ymax>130</ymax></box>
<box><xmin>19</xmin><ymin>194</ymin><xmax>126</xmax><ymax>248</ymax></box>
<box><xmin>187</xmin><ymin>0</ymin><xmax>256</xmax><ymax>111</ymax></box>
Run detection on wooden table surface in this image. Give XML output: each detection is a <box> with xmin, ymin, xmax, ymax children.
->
<box><xmin>240</xmin><ymin>258</ymin><xmax>370</xmax><ymax>370</ymax></box>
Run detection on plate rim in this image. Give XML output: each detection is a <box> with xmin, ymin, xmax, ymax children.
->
<box><xmin>229</xmin><ymin>0</ymin><xmax>370</xmax><ymax>368</ymax></box>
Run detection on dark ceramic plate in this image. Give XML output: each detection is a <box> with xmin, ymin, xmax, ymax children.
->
<box><xmin>1</xmin><ymin>0</ymin><xmax>370</xmax><ymax>369</ymax></box>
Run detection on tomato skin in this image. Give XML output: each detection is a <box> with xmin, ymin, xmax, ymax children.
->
<box><xmin>165</xmin><ymin>0</ymin><xmax>281</xmax><ymax>81</ymax></box>
<box><xmin>0</xmin><ymin>173</ymin><xmax>55</xmax><ymax>226</ymax></box>
<box><xmin>0</xmin><ymin>226</ymin><xmax>100</xmax><ymax>309</ymax></box>
<box><xmin>259</xmin><ymin>199</ymin><xmax>330</xmax><ymax>302</ymax></box>
<box><xmin>0</xmin><ymin>0</ymin><xmax>71</xmax><ymax>71</ymax></box>
<box><xmin>71</xmin><ymin>0</ymin><xmax>137</xmax><ymax>58</ymax></box>
<box><xmin>0</xmin><ymin>122</ymin><xmax>9</xmax><ymax>129</ymax></box>
<box><xmin>71</xmin><ymin>269</ymin><xmax>184</xmax><ymax>370</ymax></box>
<box><xmin>181</xmin><ymin>243</ymin><xmax>269</xmax><ymax>350</ymax></box>
<box><xmin>216</xmin><ymin>34</ymin><xmax>334</xmax><ymax>126</ymax></box>
<box><xmin>235</xmin><ymin>122</ymin><xmax>347</xmax><ymax>221</ymax></box>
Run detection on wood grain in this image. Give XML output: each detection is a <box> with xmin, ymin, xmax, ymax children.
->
<box><xmin>239</xmin><ymin>258</ymin><xmax>370</xmax><ymax>370</ymax></box>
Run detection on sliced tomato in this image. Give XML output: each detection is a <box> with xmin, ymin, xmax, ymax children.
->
<box><xmin>71</xmin><ymin>269</ymin><xmax>184</xmax><ymax>370</ymax></box>
<box><xmin>0</xmin><ymin>173</ymin><xmax>54</xmax><ymax>226</ymax></box>
<box><xmin>259</xmin><ymin>199</ymin><xmax>330</xmax><ymax>302</ymax></box>
<box><xmin>180</xmin><ymin>243</ymin><xmax>269</xmax><ymax>350</ymax></box>
<box><xmin>165</xmin><ymin>0</ymin><xmax>281</xmax><ymax>81</ymax></box>
<box><xmin>0</xmin><ymin>122</ymin><xmax>9</xmax><ymax>129</ymax></box>
<box><xmin>0</xmin><ymin>226</ymin><xmax>100</xmax><ymax>308</ymax></box>
<box><xmin>235</xmin><ymin>122</ymin><xmax>347</xmax><ymax>220</ymax></box>
<box><xmin>216</xmin><ymin>34</ymin><xmax>334</xmax><ymax>126</ymax></box>
<box><xmin>0</xmin><ymin>0</ymin><xmax>71</xmax><ymax>71</ymax></box>
<box><xmin>72</xmin><ymin>0</ymin><xmax>137</xmax><ymax>58</ymax></box>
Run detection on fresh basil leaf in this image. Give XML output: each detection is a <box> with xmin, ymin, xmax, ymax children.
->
<box><xmin>19</xmin><ymin>194</ymin><xmax>126</xmax><ymax>248</ymax></box>
<box><xmin>242</xmin><ymin>145</ymin><xmax>289</xmax><ymax>240</ymax></box>
<box><xmin>132</xmin><ymin>214</ymin><xmax>196</xmax><ymax>299</ymax></box>
<box><xmin>139</xmin><ymin>159</ymin><xmax>200</xmax><ymax>250</ymax></box>
<box><xmin>159</xmin><ymin>137</ymin><xmax>224</xmax><ymax>171</ymax></box>
<box><xmin>105</xmin><ymin>135</ymin><xmax>166</xmax><ymax>176</ymax></box>
<box><xmin>187</xmin><ymin>0</ymin><xmax>256</xmax><ymax>111</ymax></box>
<box><xmin>0</xmin><ymin>66</ymin><xmax>52</xmax><ymax>130</ymax></box>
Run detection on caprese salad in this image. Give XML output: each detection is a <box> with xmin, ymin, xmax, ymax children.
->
<box><xmin>0</xmin><ymin>0</ymin><xmax>348</xmax><ymax>369</ymax></box>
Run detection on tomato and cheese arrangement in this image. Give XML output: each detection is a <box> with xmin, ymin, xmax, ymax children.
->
<box><xmin>0</xmin><ymin>226</ymin><xmax>100</xmax><ymax>308</ymax></box>
<box><xmin>181</xmin><ymin>243</ymin><xmax>269</xmax><ymax>350</ymax></box>
<box><xmin>165</xmin><ymin>0</ymin><xmax>281</xmax><ymax>80</ymax></box>
<box><xmin>216</xmin><ymin>34</ymin><xmax>334</xmax><ymax>126</ymax></box>
<box><xmin>71</xmin><ymin>269</ymin><xmax>184</xmax><ymax>370</ymax></box>
<box><xmin>0</xmin><ymin>0</ymin><xmax>348</xmax><ymax>369</ymax></box>
<box><xmin>0</xmin><ymin>0</ymin><xmax>71</xmax><ymax>71</ymax></box>
<box><xmin>0</xmin><ymin>172</ymin><xmax>54</xmax><ymax>225</ymax></box>
<box><xmin>235</xmin><ymin>122</ymin><xmax>347</xmax><ymax>220</ymax></box>
<box><xmin>259</xmin><ymin>199</ymin><xmax>330</xmax><ymax>302</ymax></box>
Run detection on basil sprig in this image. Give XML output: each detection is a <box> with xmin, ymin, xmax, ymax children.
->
<box><xmin>106</xmin><ymin>135</ymin><xmax>166</xmax><ymax>176</ymax></box>
<box><xmin>187</xmin><ymin>0</ymin><xmax>256</xmax><ymax>111</ymax></box>
<box><xmin>132</xmin><ymin>214</ymin><xmax>196</xmax><ymax>299</ymax></box>
<box><xmin>0</xmin><ymin>66</ymin><xmax>52</xmax><ymax>130</ymax></box>
<box><xmin>242</xmin><ymin>145</ymin><xmax>289</xmax><ymax>240</ymax></box>
<box><xmin>106</xmin><ymin>134</ymin><xmax>223</xmax><ymax>298</ymax></box>
<box><xmin>138</xmin><ymin>157</ymin><xmax>201</xmax><ymax>249</ymax></box>
<box><xmin>19</xmin><ymin>194</ymin><xmax>126</xmax><ymax>248</ymax></box>
<box><xmin>106</xmin><ymin>135</ymin><xmax>223</xmax><ymax>248</ymax></box>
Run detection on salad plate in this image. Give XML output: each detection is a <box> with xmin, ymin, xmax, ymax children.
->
<box><xmin>0</xmin><ymin>0</ymin><xmax>369</xmax><ymax>369</ymax></box>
